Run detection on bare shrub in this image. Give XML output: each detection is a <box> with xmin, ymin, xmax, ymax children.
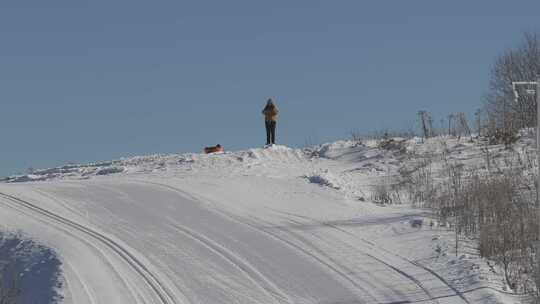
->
<box><xmin>435</xmin><ymin>158</ymin><xmax>538</xmax><ymax>292</ymax></box>
<box><xmin>399</xmin><ymin>156</ymin><xmax>436</xmax><ymax>207</ymax></box>
<box><xmin>371</xmin><ymin>183</ymin><xmax>393</xmax><ymax>204</ymax></box>
<box><xmin>378</xmin><ymin>138</ymin><xmax>407</xmax><ymax>153</ymax></box>
<box><xmin>397</xmin><ymin>134</ymin><xmax>538</xmax><ymax>292</ymax></box>
<box><xmin>353</xmin><ymin>129</ymin><xmax>417</xmax><ymax>142</ymax></box>
<box><xmin>371</xmin><ymin>176</ymin><xmax>403</xmax><ymax>205</ymax></box>
<box><xmin>486</xmin><ymin>128</ymin><xmax>520</xmax><ymax>148</ymax></box>
<box><xmin>350</xmin><ymin>130</ymin><xmax>364</xmax><ymax>145</ymax></box>
<box><xmin>475</xmin><ymin>172</ymin><xmax>537</xmax><ymax>291</ymax></box>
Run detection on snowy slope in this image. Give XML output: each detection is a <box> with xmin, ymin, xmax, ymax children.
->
<box><xmin>0</xmin><ymin>141</ymin><xmax>527</xmax><ymax>303</ymax></box>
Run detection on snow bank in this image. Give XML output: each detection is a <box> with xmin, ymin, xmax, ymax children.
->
<box><xmin>0</xmin><ymin>134</ymin><xmax>534</xmax><ymax>303</ymax></box>
<box><xmin>2</xmin><ymin>145</ymin><xmax>312</xmax><ymax>183</ymax></box>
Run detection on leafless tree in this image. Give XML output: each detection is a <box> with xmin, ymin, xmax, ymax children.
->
<box><xmin>484</xmin><ymin>32</ymin><xmax>540</xmax><ymax>134</ymax></box>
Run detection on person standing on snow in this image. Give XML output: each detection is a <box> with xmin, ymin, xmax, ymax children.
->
<box><xmin>262</xmin><ymin>98</ymin><xmax>279</xmax><ymax>146</ymax></box>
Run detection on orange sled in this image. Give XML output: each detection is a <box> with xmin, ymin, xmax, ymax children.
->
<box><xmin>204</xmin><ymin>144</ymin><xmax>224</xmax><ymax>154</ymax></box>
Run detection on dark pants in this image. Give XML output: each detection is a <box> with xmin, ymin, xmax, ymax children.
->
<box><xmin>265</xmin><ymin>121</ymin><xmax>276</xmax><ymax>145</ymax></box>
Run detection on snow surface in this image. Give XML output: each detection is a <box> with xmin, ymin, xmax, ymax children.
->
<box><xmin>0</xmin><ymin>141</ymin><xmax>530</xmax><ymax>303</ymax></box>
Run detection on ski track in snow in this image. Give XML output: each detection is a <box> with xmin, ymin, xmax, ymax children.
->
<box><xmin>129</xmin><ymin>179</ymin><xmax>367</xmax><ymax>303</ymax></box>
<box><xmin>282</xmin><ymin>219</ymin><xmax>437</xmax><ymax>303</ymax></box>
<box><xmin>276</xmin><ymin>211</ymin><xmax>470</xmax><ymax>303</ymax></box>
<box><xmin>135</xmin><ymin>180</ymin><xmax>458</xmax><ymax>304</ymax></box>
<box><xmin>170</xmin><ymin>223</ymin><xmax>292</xmax><ymax>304</ymax></box>
<box><xmin>0</xmin><ymin>192</ymin><xmax>180</xmax><ymax>304</ymax></box>
<box><xmin>0</xmin><ymin>140</ymin><xmax>529</xmax><ymax>303</ymax></box>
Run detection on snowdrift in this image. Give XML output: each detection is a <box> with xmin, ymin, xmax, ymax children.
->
<box><xmin>0</xmin><ymin>136</ymin><xmax>533</xmax><ymax>303</ymax></box>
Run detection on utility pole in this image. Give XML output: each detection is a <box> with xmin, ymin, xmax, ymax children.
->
<box><xmin>448</xmin><ymin>114</ymin><xmax>454</xmax><ymax>136</ymax></box>
<box><xmin>536</xmin><ymin>77</ymin><xmax>540</xmax><ymax>292</ymax></box>
<box><xmin>418</xmin><ymin>111</ymin><xmax>429</xmax><ymax>141</ymax></box>
<box><xmin>536</xmin><ymin>77</ymin><xmax>539</xmax><ymax>207</ymax></box>
<box><xmin>475</xmin><ymin>109</ymin><xmax>482</xmax><ymax>138</ymax></box>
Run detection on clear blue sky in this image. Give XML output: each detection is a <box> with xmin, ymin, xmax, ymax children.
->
<box><xmin>1</xmin><ymin>1</ymin><xmax>539</xmax><ymax>176</ymax></box>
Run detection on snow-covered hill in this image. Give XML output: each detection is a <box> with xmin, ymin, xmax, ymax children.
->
<box><xmin>0</xmin><ymin>139</ymin><xmax>531</xmax><ymax>303</ymax></box>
